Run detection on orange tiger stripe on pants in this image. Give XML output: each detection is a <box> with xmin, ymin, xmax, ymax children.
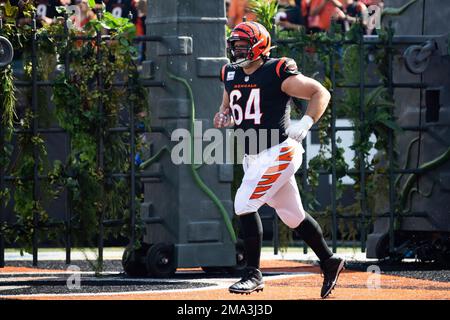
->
<box><xmin>234</xmin><ymin>138</ymin><xmax>306</xmax><ymax>228</ymax></box>
<box><xmin>249</xmin><ymin>147</ymin><xmax>295</xmax><ymax>199</ymax></box>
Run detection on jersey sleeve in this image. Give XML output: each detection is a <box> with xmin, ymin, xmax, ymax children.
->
<box><xmin>220</xmin><ymin>64</ymin><xmax>227</xmax><ymax>82</ymax></box>
<box><xmin>275</xmin><ymin>57</ymin><xmax>301</xmax><ymax>82</ymax></box>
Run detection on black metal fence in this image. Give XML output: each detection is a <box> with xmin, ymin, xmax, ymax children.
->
<box><xmin>271</xmin><ymin>23</ymin><xmax>446</xmax><ymax>256</ymax></box>
<box><xmin>0</xmin><ymin>12</ymin><xmax>165</xmax><ymax>267</ymax></box>
<box><xmin>0</xmin><ymin>15</ymin><xmax>447</xmax><ymax>268</ymax></box>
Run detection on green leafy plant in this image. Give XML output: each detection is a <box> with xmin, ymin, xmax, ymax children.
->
<box><xmin>248</xmin><ymin>0</ymin><xmax>278</xmax><ymax>31</ymax></box>
<box><xmin>0</xmin><ymin>65</ymin><xmax>17</xmax><ymax>140</ymax></box>
<box><xmin>271</xmin><ymin>22</ymin><xmax>401</xmax><ymax>246</ymax></box>
<box><xmin>0</xmin><ymin>6</ymin><xmax>149</xmax><ymax>256</ymax></box>
<box><xmin>50</xmin><ymin>12</ymin><xmax>147</xmax><ymax>246</ymax></box>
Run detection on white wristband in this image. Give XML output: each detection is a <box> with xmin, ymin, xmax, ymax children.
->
<box><xmin>285</xmin><ymin>115</ymin><xmax>315</xmax><ymax>142</ymax></box>
<box><xmin>300</xmin><ymin>115</ymin><xmax>314</xmax><ymax>130</ymax></box>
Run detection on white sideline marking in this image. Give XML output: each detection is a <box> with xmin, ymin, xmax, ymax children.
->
<box><xmin>0</xmin><ymin>276</ymin><xmax>58</xmax><ymax>282</ymax></box>
<box><xmin>0</xmin><ymin>270</ymin><xmax>210</xmax><ymax>276</ymax></box>
<box><xmin>0</xmin><ymin>271</ymin><xmax>119</xmax><ymax>276</ymax></box>
<box><xmin>4</xmin><ymin>251</ymin><xmax>124</xmax><ymax>261</ymax></box>
<box><xmin>0</xmin><ymin>286</ymin><xmax>31</xmax><ymax>291</ymax></box>
<box><xmin>0</xmin><ymin>272</ymin><xmax>313</xmax><ymax>298</ymax></box>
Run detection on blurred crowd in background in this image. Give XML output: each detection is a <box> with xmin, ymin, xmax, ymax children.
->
<box><xmin>227</xmin><ymin>0</ymin><xmax>384</xmax><ymax>35</ymax></box>
<box><xmin>0</xmin><ymin>0</ymin><xmax>384</xmax><ymax>35</ymax></box>
<box><xmin>0</xmin><ymin>0</ymin><xmax>384</xmax><ymax>64</ymax></box>
<box><xmin>0</xmin><ymin>0</ymin><xmax>147</xmax><ymax>33</ymax></box>
<box><xmin>0</xmin><ymin>0</ymin><xmax>148</xmax><ymax>61</ymax></box>
<box><xmin>1</xmin><ymin>0</ymin><xmax>384</xmax><ymax>33</ymax></box>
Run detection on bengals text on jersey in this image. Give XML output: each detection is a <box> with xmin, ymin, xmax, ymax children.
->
<box><xmin>220</xmin><ymin>57</ymin><xmax>301</xmax><ymax>155</ymax></box>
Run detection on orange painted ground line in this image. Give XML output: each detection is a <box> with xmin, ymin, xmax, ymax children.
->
<box><xmin>1</xmin><ymin>259</ymin><xmax>449</xmax><ymax>300</ymax></box>
<box><xmin>0</xmin><ymin>266</ymin><xmax>66</xmax><ymax>273</ymax></box>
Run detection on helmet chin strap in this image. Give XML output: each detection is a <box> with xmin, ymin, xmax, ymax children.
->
<box><xmin>234</xmin><ymin>56</ymin><xmax>261</xmax><ymax>68</ymax></box>
<box><xmin>235</xmin><ymin>58</ymin><xmax>252</xmax><ymax>68</ymax></box>
<box><xmin>230</xmin><ymin>37</ymin><xmax>266</xmax><ymax>68</ymax></box>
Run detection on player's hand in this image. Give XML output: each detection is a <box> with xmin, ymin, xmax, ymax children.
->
<box><xmin>214</xmin><ymin>108</ymin><xmax>233</xmax><ymax>128</ymax></box>
<box><xmin>285</xmin><ymin>115</ymin><xmax>314</xmax><ymax>142</ymax></box>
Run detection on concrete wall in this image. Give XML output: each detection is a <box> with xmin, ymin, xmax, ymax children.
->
<box><xmin>383</xmin><ymin>0</ymin><xmax>450</xmax><ymax>232</ymax></box>
<box><xmin>143</xmin><ymin>0</ymin><xmax>237</xmax><ymax>267</ymax></box>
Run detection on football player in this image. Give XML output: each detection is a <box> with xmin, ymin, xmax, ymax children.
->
<box><xmin>214</xmin><ymin>21</ymin><xmax>345</xmax><ymax>299</ymax></box>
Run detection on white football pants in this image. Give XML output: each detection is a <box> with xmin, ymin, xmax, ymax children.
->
<box><xmin>234</xmin><ymin>137</ymin><xmax>307</xmax><ymax>228</ymax></box>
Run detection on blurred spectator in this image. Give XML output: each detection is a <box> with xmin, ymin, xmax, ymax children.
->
<box><xmin>104</xmin><ymin>0</ymin><xmax>149</xmax><ymax>62</ymax></box>
<box><xmin>35</xmin><ymin>0</ymin><xmax>71</xmax><ymax>25</ymax></box>
<box><xmin>337</xmin><ymin>0</ymin><xmax>368</xmax><ymax>32</ymax></box>
<box><xmin>307</xmin><ymin>0</ymin><xmax>344</xmax><ymax>33</ymax></box>
<box><xmin>134</xmin><ymin>0</ymin><xmax>147</xmax><ymax>62</ymax></box>
<box><xmin>227</xmin><ymin>0</ymin><xmax>256</xmax><ymax>28</ymax></box>
<box><xmin>4</xmin><ymin>0</ymin><xmax>33</xmax><ymax>27</ymax></box>
<box><xmin>361</xmin><ymin>0</ymin><xmax>383</xmax><ymax>8</ymax></box>
<box><xmin>6</xmin><ymin>0</ymin><xmax>85</xmax><ymax>27</ymax></box>
<box><xmin>103</xmin><ymin>0</ymin><xmax>143</xmax><ymax>59</ymax></box>
<box><xmin>70</xmin><ymin>0</ymin><xmax>96</xmax><ymax>30</ymax></box>
<box><xmin>134</xmin><ymin>0</ymin><xmax>146</xmax><ymax>35</ymax></box>
<box><xmin>104</xmin><ymin>0</ymin><xmax>137</xmax><ymax>23</ymax></box>
<box><xmin>275</xmin><ymin>0</ymin><xmax>306</xmax><ymax>31</ymax></box>
<box><xmin>0</xmin><ymin>0</ymin><xmax>25</xmax><ymax>11</ymax></box>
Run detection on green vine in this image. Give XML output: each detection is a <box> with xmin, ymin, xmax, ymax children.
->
<box><xmin>0</xmin><ymin>2</ymin><xmax>149</xmax><ymax>253</ymax></box>
<box><xmin>51</xmin><ymin>9</ymin><xmax>148</xmax><ymax>246</ymax></box>
<box><xmin>253</xmin><ymin>14</ymin><xmax>404</xmax><ymax>245</ymax></box>
<box><xmin>248</xmin><ymin>0</ymin><xmax>278</xmax><ymax>31</ymax></box>
<box><xmin>0</xmin><ymin>65</ymin><xmax>17</xmax><ymax>140</ymax></box>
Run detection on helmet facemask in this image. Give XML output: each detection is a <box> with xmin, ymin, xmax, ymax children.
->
<box><xmin>227</xmin><ymin>39</ymin><xmax>256</xmax><ymax>68</ymax></box>
<box><xmin>227</xmin><ymin>22</ymin><xmax>271</xmax><ymax>68</ymax></box>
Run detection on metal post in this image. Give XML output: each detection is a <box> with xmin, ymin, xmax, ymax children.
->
<box><xmin>128</xmin><ymin>35</ymin><xmax>137</xmax><ymax>247</ymax></box>
<box><xmin>31</xmin><ymin>13</ymin><xmax>39</xmax><ymax>267</ymax></box>
<box><xmin>96</xmin><ymin>10</ymin><xmax>104</xmax><ymax>266</ymax></box>
<box><xmin>300</xmin><ymin>47</ymin><xmax>308</xmax><ymax>255</ymax></box>
<box><xmin>387</xmin><ymin>23</ymin><xmax>396</xmax><ymax>255</ymax></box>
<box><xmin>0</xmin><ymin>15</ymin><xmax>4</xmax><ymax>265</ymax></box>
<box><xmin>63</xmin><ymin>13</ymin><xmax>72</xmax><ymax>265</ymax></box>
<box><xmin>273</xmin><ymin>214</ymin><xmax>279</xmax><ymax>255</ymax></box>
<box><xmin>358</xmin><ymin>22</ymin><xmax>367</xmax><ymax>252</ymax></box>
<box><xmin>0</xmin><ymin>13</ymin><xmax>5</xmax><ymax>268</ymax></box>
<box><xmin>265</xmin><ymin>19</ymin><xmax>281</xmax><ymax>256</ymax></box>
<box><xmin>329</xmin><ymin>29</ymin><xmax>338</xmax><ymax>253</ymax></box>
<box><xmin>0</xmin><ymin>98</ymin><xmax>4</xmax><ymax>268</ymax></box>
<box><xmin>0</xmin><ymin>17</ymin><xmax>5</xmax><ymax>264</ymax></box>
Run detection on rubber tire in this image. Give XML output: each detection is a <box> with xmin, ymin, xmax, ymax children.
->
<box><xmin>145</xmin><ymin>242</ymin><xmax>176</xmax><ymax>278</ymax></box>
<box><xmin>122</xmin><ymin>243</ymin><xmax>150</xmax><ymax>277</ymax></box>
<box><xmin>375</xmin><ymin>234</ymin><xmax>390</xmax><ymax>259</ymax></box>
<box><xmin>201</xmin><ymin>266</ymin><xmax>227</xmax><ymax>274</ymax></box>
<box><xmin>0</xmin><ymin>36</ymin><xmax>14</xmax><ymax>67</ymax></box>
<box><xmin>377</xmin><ymin>233</ymin><xmax>408</xmax><ymax>263</ymax></box>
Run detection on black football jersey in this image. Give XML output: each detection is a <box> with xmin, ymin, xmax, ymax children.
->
<box><xmin>104</xmin><ymin>0</ymin><xmax>138</xmax><ymax>23</ymax></box>
<box><xmin>35</xmin><ymin>0</ymin><xmax>59</xmax><ymax>20</ymax></box>
<box><xmin>220</xmin><ymin>57</ymin><xmax>301</xmax><ymax>155</ymax></box>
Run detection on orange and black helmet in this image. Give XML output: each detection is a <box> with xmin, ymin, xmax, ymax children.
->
<box><xmin>227</xmin><ymin>21</ymin><xmax>272</xmax><ymax>67</ymax></box>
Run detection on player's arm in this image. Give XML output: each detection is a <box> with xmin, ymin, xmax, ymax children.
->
<box><xmin>214</xmin><ymin>89</ymin><xmax>234</xmax><ymax>128</ymax></box>
<box><xmin>281</xmin><ymin>74</ymin><xmax>331</xmax><ymax>141</ymax></box>
<box><xmin>282</xmin><ymin>73</ymin><xmax>331</xmax><ymax>123</ymax></box>
<box><xmin>218</xmin><ymin>89</ymin><xmax>230</xmax><ymax>113</ymax></box>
